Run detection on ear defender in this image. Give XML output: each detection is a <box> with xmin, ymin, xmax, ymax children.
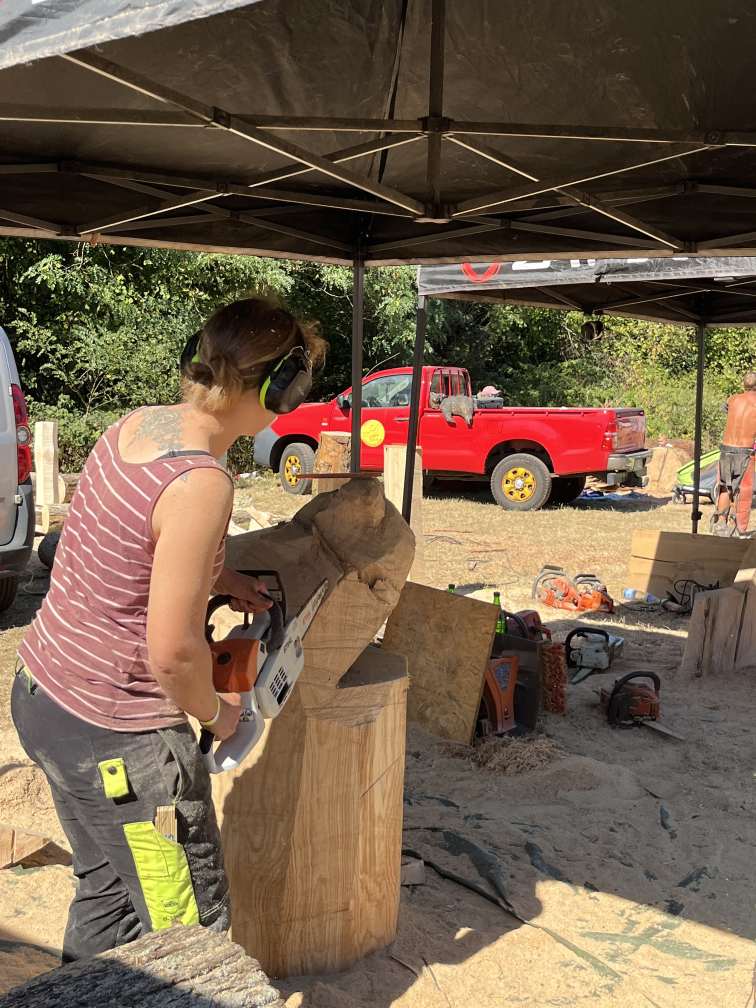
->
<box><xmin>179</xmin><ymin>331</ymin><xmax>203</xmax><ymax>375</ymax></box>
<box><xmin>259</xmin><ymin>346</ymin><xmax>312</xmax><ymax>414</ymax></box>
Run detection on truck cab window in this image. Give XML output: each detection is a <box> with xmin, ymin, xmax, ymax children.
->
<box><xmin>362</xmin><ymin>374</ymin><xmax>413</xmax><ymax>408</ymax></box>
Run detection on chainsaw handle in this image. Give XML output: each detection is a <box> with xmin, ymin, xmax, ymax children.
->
<box><xmin>205</xmin><ymin>594</ymin><xmax>285</xmax><ymax>652</ymax></box>
<box><xmin>564</xmin><ymin>627</ymin><xmax>610</xmax><ymax>667</ymax></box>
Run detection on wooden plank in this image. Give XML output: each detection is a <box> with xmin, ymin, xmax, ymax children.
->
<box><xmin>382</xmin><ymin>582</ymin><xmax>498</xmax><ymax>744</ymax></box>
<box><xmin>0</xmin><ymin>824</ymin><xmax>72</xmax><ymax>869</ymax></box>
<box><xmin>313</xmin><ymin>431</ymin><xmax>351</xmax><ymax>494</ymax></box>
<box><xmin>33</xmin><ymin>421</ymin><xmax>61</xmax><ymax>506</ymax></box>
<box><xmin>734</xmin><ymin>540</ymin><xmax>756</xmax><ymax>592</ymax></box>
<box><xmin>210</xmin><ymin>479</ymin><xmax>413</xmax><ymax>978</ymax></box>
<box><xmin>679</xmin><ymin>587</ymin><xmax>746</xmax><ymax>677</ymax></box>
<box><xmin>627</xmin><ymin>528</ymin><xmax>749</xmax><ymax>598</ymax></box>
<box><xmin>154</xmin><ymin>805</ymin><xmax>177</xmax><ymax>843</ymax></box>
<box><xmin>383</xmin><ymin>444</ymin><xmax>424</xmax><ymax>582</ymax></box>
<box><xmin>735</xmin><ymin>584</ymin><xmax>756</xmax><ymax>672</ymax></box>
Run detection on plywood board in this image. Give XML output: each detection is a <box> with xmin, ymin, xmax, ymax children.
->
<box><xmin>628</xmin><ymin>530</ymin><xmax>749</xmax><ymax>598</ymax></box>
<box><xmin>383</xmin><ymin>444</ymin><xmax>424</xmax><ymax>582</ymax></box>
<box><xmin>382</xmin><ymin>582</ymin><xmax>499</xmax><ymax>744</ymax></box>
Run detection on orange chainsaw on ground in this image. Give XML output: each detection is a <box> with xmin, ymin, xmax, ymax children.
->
<box><xmin>532</xmin><ymin>565</ymin><xmax>614</xmax><ymax>614</ymax></box>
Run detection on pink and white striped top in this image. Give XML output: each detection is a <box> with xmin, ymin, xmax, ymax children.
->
<box><xmin>19</xmin><ymin>412</ymin><xmax>230</xmax><ymax>731</ymax></box>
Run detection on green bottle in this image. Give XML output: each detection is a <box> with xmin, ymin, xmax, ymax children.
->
<box><xmin>447</xmin><ymin>583</ymin><xmax>456</xmax><ymax>594</ymax></box>
<box><xmin>493</xmin><ymin>591</ymin><xmax>506</xmax><ymax>634</ymax></box>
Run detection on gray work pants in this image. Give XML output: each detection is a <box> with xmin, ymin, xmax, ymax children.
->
<box><xmin>11</xmin><ymin>670</ymin><xmax>229</xmax><ymax>962</ymax></box>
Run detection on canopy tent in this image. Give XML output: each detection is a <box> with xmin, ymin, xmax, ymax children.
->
<box><xmin>5</xmin><ymin>0</ymin><xmax>756</xmax><ymax>516</ymax></box>
<box><xmin>418</xmin><ymin>255</ymin><xmax>756</xmax><ymax>532</ymax></box>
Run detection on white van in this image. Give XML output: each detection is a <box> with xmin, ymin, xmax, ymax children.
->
<box><xmin>0</xmin><ymin>327</ymin><xmax>34</xmax><ymax>611</ymax></box>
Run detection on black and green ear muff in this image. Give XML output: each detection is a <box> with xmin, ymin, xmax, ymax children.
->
<box><xmin>260</xmin><ymin>346</ymin><xmax>312</xmax><ymax>414</ymax></box>
<box><xmin>179</xmin><ymin>331</ymin><xmax>202</xmax><ymax>375</ymax></box>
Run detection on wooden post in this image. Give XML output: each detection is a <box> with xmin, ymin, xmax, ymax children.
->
<box><xmin>211</xmin><ymin>479</ymin><xmax>414</xmax><ymax>978</ymax></box>
<box><xmin>312</xmin><ymin>431</ymin><xmax>352</xmax><ymax>493</ymax></box>
<box><xmin>384</xmin><ymin>444</ymin><xmax>424</xmax><ymax>581</ymax></box>
<box><xmin>33</xmin><ymin>422</ymin><xmax>61</xmax><ymax>505</ymax></box>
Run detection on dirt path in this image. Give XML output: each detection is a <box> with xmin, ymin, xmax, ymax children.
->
<box><xmin>1</xmin><ymin>483</ymin><xmax>754</xmax><ymax>1005</ymax></box>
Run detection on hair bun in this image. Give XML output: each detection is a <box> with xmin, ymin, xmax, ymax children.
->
<box><xmin>185</xmin><ymin>360</ymin><xmax>214</xmax><ymax>387</ymax></box>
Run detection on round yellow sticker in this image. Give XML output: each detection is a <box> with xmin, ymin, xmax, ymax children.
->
<box><xmin>360</xmin><ymin>419</ymin><xmax>386</xmax><ymax>448</ymax></box>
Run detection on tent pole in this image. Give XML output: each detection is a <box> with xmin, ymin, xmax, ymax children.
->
<box><xmin>691</xmin><ymin>321</ymin><xmax>706</xmax><ymax>534</ymax></box>
<box><xmin>402</xmin><ymin>295</ymin><xmax>427</xmax><ymax>521</ymax></box>
<box><xmin>350</xmin><ymin>249</ymin><xmax>365</xmax><ymax>472</ymax></box>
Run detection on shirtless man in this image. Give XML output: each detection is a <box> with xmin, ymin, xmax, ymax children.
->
<box><xmin>712</xmin><ymin>371</ymin><xmax>756</xmax><ymax>537</ymax></box>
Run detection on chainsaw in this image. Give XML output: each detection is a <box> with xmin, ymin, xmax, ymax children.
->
<box><xmin>532</xmin><ymin>565</ymin><xmax>614</xmax><ymax>614</ymax></box>
<box><xmin>599</xmin><ymin>672</ymin><xmax>683</xmax><ymax>739</ymax></box>
<box><xmin>199</xmin><ymin>571</ymin><xmax>328</xmax><ymax>774</ymax></box>
<box><xmin>565</xmin><ymin>627</ymin><xmax>624</xmax><ymax>683</ymax></box>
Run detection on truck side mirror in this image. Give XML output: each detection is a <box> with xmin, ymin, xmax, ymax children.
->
<box><xmin>337</xmin><ymin>395</ymin><xmax>351</xmax><ymax>411</ymax></box>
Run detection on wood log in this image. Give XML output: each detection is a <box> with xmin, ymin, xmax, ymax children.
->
<box><xmin>0</xmin><ymin>924</ymin><xmax>284</xmax><ymax>1008</ymax></box>
<box><xmin>33</xmin><ymin>422</ymin><xmax>61</xmax><ymax>506</ymax></box>
<box><xmin>383</xmin><ymin>444</ymin><xmax>424</xmax><ymax>582</ymax></box>
<box><xmin>679</xmin><ymin>587</ymin><xmax>747</xmax><ymax>677</ymax></box>
<box><xmin>61</xmin><ymin>472</ymin><xmax>80</xmax><ymax>503</ymax></box>
<box><xmin>312</xmin><ymin>431</ymin><xmax>352</xmax><ymax>493</ymax></box>
<box><xmin>735</xmin><ymin>584</ymin><xmax>756</xmax><ymax>673</ymax></box>
<box><xmin>0</xmin><ymin>824</ymin><xmax>71</xmax><ymax>869</ymax></box>
<box><xmin>211</xmin><ymin>479</ymin><xmax>414</xmax><ymax>977</ymax></box>
<box><xmin>35</xmin><ymin>503</ymin><xmax>69</xmax><ymax>535</ymax></box>
<box><xmin>31</xmin><ymin>472</ymin><xmax>66</xmax><ymax>503</ymax></box>
<box><xmin>627</xmin><ymin>530</ymin><xmax>749</xmax><ymax>599</ymax></box>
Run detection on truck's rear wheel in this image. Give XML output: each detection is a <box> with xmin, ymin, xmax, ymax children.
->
<box><xmin>491</xmin><ymin>454</ymin><xmax>552</xmax><ymax>511</ymax></box>
<box><xmin>548</xmin><ymin>476</ymin><xmax>586</xmax><ymax>506</ymax></box>
<box><xmin>0</xmin><ymin>575</ymin><xmax>18</xmax><ymax>612</ymax></box>
<box><xmin>279</xmin><ymin>443</ymin><xmax>315</xmax><ymax>495</ymax></box>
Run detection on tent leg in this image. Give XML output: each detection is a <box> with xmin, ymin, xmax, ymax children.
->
<box><xmin>402</xmin><ymin>295</ymin><xmax>427</xmax><ymax>521</ymax></box>
<box><xmin>691</xmin><ymin>321</ymin><xmax>706</xmax><ymax>534</ymax></box>
<box><xmin>350</xmin><ymin>252</ymin><xmax>365</xmax><ymax>472</ymax></box>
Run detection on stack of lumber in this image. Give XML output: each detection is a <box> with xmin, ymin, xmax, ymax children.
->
<box><xmin>680</xmin><ymin>540</ymin><xmax>756</xmax><ymax>676</ymax></box>
<box><xmin>0</xmin><ymin>925</ymin><xmax>284</xmax><ymax>1008</ymax></box>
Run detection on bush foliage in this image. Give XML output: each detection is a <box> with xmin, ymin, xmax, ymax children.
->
<box><xmin>0</xmin><ymin>239</ymin><xmax>752</xmax><ymax>470</ymax></box>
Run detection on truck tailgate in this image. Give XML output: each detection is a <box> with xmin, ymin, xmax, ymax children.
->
<box><xmin>615</xmin><ymin>410</ymin><xmax>646</xmax><ymax>452</ymax></box>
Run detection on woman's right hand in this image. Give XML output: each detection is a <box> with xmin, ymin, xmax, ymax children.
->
<box><xmin>210</xmin><ymin>694</ymin><xmax>242</xmax><ymax>741</ymax></box>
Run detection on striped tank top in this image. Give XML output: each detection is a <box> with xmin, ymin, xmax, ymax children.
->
<box><xmin>19</xmin><ymin>411</ymin><xmax>230</xmax><ymax>732</ymax></box>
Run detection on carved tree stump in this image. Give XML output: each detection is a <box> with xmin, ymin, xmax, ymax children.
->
<box><xmin>312</xmin><ymin>431</ymin><xmax>352</xmax><ymax>493</ymax></box>
<box><xmin>0</xmin><ymin>925</ymin><xmax>284</xmax><ymax>1008</ymax></box>
<box><xmin>212</xmin><ymin>479</ymin><xmax>414</xmax><ymax>977</ymax></box>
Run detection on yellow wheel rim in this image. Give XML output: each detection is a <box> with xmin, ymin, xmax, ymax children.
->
<box><xmin>283</xmin><ymin>454</ymin><xmax>302</xmax><ymax>487</ymax></box>
<box><xmin>502</xmin><ymin>466</ymin><xmax>536</xmax><ymax>502</ymax></box>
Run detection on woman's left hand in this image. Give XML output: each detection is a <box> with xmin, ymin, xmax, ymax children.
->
<box><xmin>214</xmin><ymin>568</ymin><xmax>274</xmax><ymax>614</ymax></box>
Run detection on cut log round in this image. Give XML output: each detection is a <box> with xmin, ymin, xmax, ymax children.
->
<box><xmin>313</xmin><ymin>431</ymin><xmax>352</xmax><ymax>494</ymax></box>
<box><xmin>212</xmin><ymin>478</ymin><xmax>414</xmax><ymax>977</ymax></box>
<box><xmin>0</xmin><ymin>925</ymin><xmax>284</xmax><ymax>1008</ymax></box>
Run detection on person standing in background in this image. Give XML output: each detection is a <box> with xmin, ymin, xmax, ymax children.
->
<box><xmin>712</xmin><ymin>371</ymin><xmax>756</xmax><ymax>537</ymax></box>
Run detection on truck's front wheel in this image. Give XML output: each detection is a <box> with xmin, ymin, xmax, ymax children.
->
<box><xmin>279</xmin><ymin>443</ymin><xmax>315</xmax><ymax>495</ymax></box>
<box><xmin>490</xmin><ymin>454</ymin><xmax>552</xmax><ymax>510</ymax></box>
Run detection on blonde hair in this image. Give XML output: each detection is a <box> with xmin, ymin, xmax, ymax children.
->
<box><xmin>182</xmin><ymin>297</ymin><xmax>325</xmax><ymax>412</ymax></box>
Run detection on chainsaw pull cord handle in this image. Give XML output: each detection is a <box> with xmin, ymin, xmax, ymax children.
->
<box><xmin>564</xmin><ymin>627</ymin><xmax>610</xmax><ymax>668</ymax></box>
<box><xmin>606</xmin><ymin>671</ymin><xmax>661</xmax><ymax>726</ymax></box>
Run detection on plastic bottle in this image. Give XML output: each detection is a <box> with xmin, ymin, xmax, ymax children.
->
<box><xmin>447</xmin><ymin>583</ymin><xmax>456</xmax><ymax>594</ymax></box>
<box><xmin>622</xmin><ymin>588</ymin><xmax>660</xmax><ymax>604</ymax></box>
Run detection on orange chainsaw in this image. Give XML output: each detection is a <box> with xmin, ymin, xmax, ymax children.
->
<box><xmin>199</xmin><ymin>571</ymin><xmax>328</xmax><ymax>774</ymax></box>
<box><xmin>532</xmin><ymin>565</ymin><xmax>614</xmax><ymax>614</ymax></box>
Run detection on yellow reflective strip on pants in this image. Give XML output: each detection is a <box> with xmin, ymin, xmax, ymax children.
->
<box><xmin>122</xmin><ymin>821</ymin><xmax>199</xmax><ymax>930</ymax></box>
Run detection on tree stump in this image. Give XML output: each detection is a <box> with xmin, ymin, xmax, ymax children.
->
<box><xmin>312</xmin><ymin>431</ymin><xmax>352</xmax><ymax>493</ymax></box>
<box><xmin>212</xmin><ymin>478</ymin><xmax>414</xmax><ymax>977</ymax></box>
<box><xmin>0</xmin><ymin>925</ymin><xmax>284</xmax><ymax>1008</ymax></box>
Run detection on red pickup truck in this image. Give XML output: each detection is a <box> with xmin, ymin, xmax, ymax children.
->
<box><xmin>253</xmin><ymin>365</ymin><xmax>649</xmax><ymax>510</ymax></box>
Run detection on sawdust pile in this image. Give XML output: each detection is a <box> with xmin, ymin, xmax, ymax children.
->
<box><xmin>0</xmin><ymin>763</ymin><xmax>59</xmax><ymax>837</ymax></box>
<box><xmin>447</xmin><ymin>734</ymin><xmax>566</xmax><ymax>775</ymax></box>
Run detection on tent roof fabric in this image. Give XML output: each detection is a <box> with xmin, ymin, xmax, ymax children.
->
<box><xmin>6</xmin><ymin>2</ymin><xmax>756</xmax><ymax>265</ymax></box>
<box><xmin>417</xmin><ymin>256</ymin><xmax>756</xmax><ymax>326</ymax></box>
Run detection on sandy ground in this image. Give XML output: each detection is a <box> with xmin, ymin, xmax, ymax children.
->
<box><xmin>1</xmin><ymin>477</ymin><xmax>754</xmax><ymax>1005</ymax></box>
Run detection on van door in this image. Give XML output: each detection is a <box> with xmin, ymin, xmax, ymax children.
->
<box><xmin>0</xmin><ymin>330</ymin><xmax>20</xmax><ymax>544</ymax></box>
